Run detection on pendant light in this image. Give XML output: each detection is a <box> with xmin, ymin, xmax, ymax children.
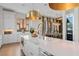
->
<box><xmin>26</xmin><ymin>10</ymin><xmax>40</xmax><ymax>21</ymax></box>
<box><xmin>49</xmin><ymin>3</ymin><xmax>79</xmax><ymax>11</ymax></box>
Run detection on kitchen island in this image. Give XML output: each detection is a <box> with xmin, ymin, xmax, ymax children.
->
<box><xmin>21</xmin><ymin>35</ymin><xmax>79</xmax><ymax>56</ymax></box>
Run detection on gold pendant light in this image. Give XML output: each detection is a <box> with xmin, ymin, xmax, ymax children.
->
<box><xmin>49</xmin><ymin>3</ymin><xmax>79</xmax><ymax>10</ymax></box>
<box><xmin>26</xmin><ymin>10</ymin><xmax>40</xmax><ymax>20</ymax></box>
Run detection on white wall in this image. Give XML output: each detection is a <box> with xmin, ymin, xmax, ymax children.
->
<box><xmin>15</xmin><ymin>12</ymin><xmax>25</xmax><ymax>19</ymax></box>
<box><xmin>62</xmin><ymin>11</ymin><xmax>66</xmax><ymax>40</ymax></box>
<box><xmin>73</xmin><ymin>8</ymin><xmax>79</xmax><ymax>42</ymax></box>
<box><xmin>29</xmin><ymin>19</ymin><xmax>42</xmax><ymax>36</ymax></box>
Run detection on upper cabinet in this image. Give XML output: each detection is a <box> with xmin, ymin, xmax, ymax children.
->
<box><xmin>2</xmin><ymin>9</ymin><xmax>18</xmax><ymax>44</ymax></box>
<box><xmin>0</xmin><ymin>6</ymin><xmax>3</xmax><ymax>47</ymax></box>
<box><xmin>3</xmin><ymin>9</ymin><xmax>16</xmax><ymax>29</ymax></box>
<box><xmin>0</xmin><ymin>6</ymin><xmax>3</xmax><ymax>35</ymax></box>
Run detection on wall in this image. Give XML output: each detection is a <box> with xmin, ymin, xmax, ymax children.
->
<box><xmin>73</xmin><ymin>8</ymin><xmax>79</xmax><ymax>42</ymax></box>
<box><xmin>29</xmin><ymin>19</ymin><xmax>42</xmax><ymax>36</ymax></box>
<box><xmin>62</xmin><ymin>11</ymin><xmax>66</xmax><ymax>40</ymax></box>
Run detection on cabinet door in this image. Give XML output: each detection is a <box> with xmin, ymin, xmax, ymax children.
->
<box><xmin>30</xmin><ymin>43</ymin><xmax>39</xmax><ymax>56</ymax></box>
<box><xmin>3</xmin><ymin>10</ymin><xmax>16</xmax><ymax>29</ymax></box>
<box><xmin>23</xmin><ymin>41</ymin><xmax>32</xmax><ymax>56</ymax></box>
<box><xmin>23</xmin><ymin>41</ymin><xmax>39</xmax><ymax>56</ymax></box>
<box><xmin>3</xmin><ymin>10</ymin><xmax>17</xmax><ymax>44</ymax></box>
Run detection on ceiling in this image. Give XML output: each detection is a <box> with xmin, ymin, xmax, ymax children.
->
<box><xmin>0</xmin><ymin>3</ymin><xmax>48</xmax><ymax>13</ymax></box>
<box><xmin>0</xmin><ymin>3</ymin><xmax>64</xmax><ymax>17</ymax></box>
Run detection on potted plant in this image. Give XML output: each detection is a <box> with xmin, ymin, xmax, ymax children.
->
<box><xmin>30</xmin><ymin>28</ymin><xmax>35</xmax><ymax>34</ymax></box>
<box><xmin>30</xmin><ymin>28</ymin><xmax>38</xmax><ymax>37</ymax></box>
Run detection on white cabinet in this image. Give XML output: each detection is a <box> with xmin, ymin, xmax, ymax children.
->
<box><xmin>0</xmin><ymin>6</ymin><xmax>3</xmax><ymax>47</ymax></box>
<box><xmin>17</xmin><ymin>32</ymin><xmax>23</xmax><ymax>42</ymax></box>
<box><xmin>3</xmin><ymin>10</ymin><xmax>17</xmax><ymax>44</ymax></box>
<box><xmin>21</xmin><ymin>35</ymin><xmax>44</xmax><ymax>56</ymax></box>
<box><xmin>0</xmin><ymin>7</ymin><xmax>25</xmax><ymax>44</ymax></box>
<box><xmin>0</xmin><ymin>41</ymin><xmax>2</xmax><ymax>48</ymax></box>
<box><xmin>0</xmin><ymin>35</ymin><xmax>2</xmax><ymax>48</ymax></box>
<box><xmin>3</xmin><ymin>10</ymin><xmax>16</xmax><ymax>29</ymax></box>
<box><xmin>23</xmin><ymin>40</ymin><xmax>39</xmax><ymax>56</ymax></box>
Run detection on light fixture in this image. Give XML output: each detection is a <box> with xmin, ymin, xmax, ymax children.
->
<box><xmin>26</xmin><ymin>10</ymin><xmax>40</xmax><ymax>20</ymax></box>
<box><xmin>4</xmin><ymin>29</ymin><xmax>13</xmax><ymax>34</ymax></box>
<box><xmin>49</xmin><ymin>3</ymin><xmax>79</xmax><ymax>10</ymax></box>
<box><xmin>4</xmin><ymin>29</ymin><xmax>13</xmax><ymax>32</ymax></box>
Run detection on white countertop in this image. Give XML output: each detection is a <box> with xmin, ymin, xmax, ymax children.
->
<box><xmin>22</xmin><ymin>35</ymin><xmax>79</xmax><ymax>56</ymax></box>
<box><xmin>39</xmin><ymin>37</ymin><xmax>79</xmax><ymax>56</ymax></box>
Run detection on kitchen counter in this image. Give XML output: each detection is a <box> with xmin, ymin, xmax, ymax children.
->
<box><xmin>39</xmin><ymin>37</ymin><xmax>79</xmax><ymax>56</ymax></box>
<box><xmin>21</xmin><ymin>35</ymin><xmax>79</xmax><ymax>56</ymax></box>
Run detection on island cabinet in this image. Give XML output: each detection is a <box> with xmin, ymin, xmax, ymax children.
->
<box><xmin>21</xmin><ymin>36</ymin><xmax>54</xmax><ymax>56</ymax></box>
<box><xmin>21</xmin><ymin>36</ymin><xmax>79</xmax><ymax>56</ymax></box>
<box><xmin>21</xmin><ymin>39</ymin><xmax>40</xmax><ymax>56</ymax></box>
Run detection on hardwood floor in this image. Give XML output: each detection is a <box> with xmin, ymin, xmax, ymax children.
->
<box><xmin>0</xmin><ymin>43</ymin><xmax>22</xmax><ymax>56</ymax></box>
